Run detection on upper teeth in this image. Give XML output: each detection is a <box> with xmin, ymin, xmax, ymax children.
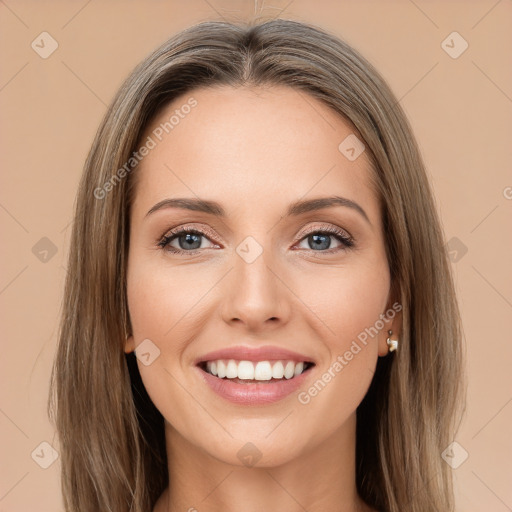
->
<box><xmin>205</xmin><ymin>360</ymin><xmax>307</xmax><ymax>380</ymax></box>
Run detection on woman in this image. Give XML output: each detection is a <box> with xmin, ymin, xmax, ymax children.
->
<box><xmin>48</xmin><ymin>18</ymin><xmax>465</xmax><ymax>512</ymax></box>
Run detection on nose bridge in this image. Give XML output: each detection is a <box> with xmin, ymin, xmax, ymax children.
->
<box><xmin>221</xmin><ymin>236</ymin><xmax>291</xmax><ymax>329</ymax></box>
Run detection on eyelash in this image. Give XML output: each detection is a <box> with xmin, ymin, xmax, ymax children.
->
<box><xmin>157</xmin><ymin>223</ymin><xmax>355</xmax><ymax>256</ymax></box>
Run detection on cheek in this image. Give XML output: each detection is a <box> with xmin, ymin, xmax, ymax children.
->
<box><xmin>127</xmin><ymin>253</ymin><xmax>209</xmax><ymax>345</ymax></box>
<box><xmin>293</xmin><ymin>256</ymin><xmax>390</xmax><ymax>350</ymax></box>
<box><xmin>126</xmin><ymin>256</ymin><xmax>212</xmax><ymax>434</ymax></box>
<box><xmin>126</xmin><ymin>251</ymin><xmax>222</xmax><ymax>405</ymax></box>
<box><xmin>290</xmin><ymin>260</ymin><xmax>389</xmax><ymax>427</ymax></box>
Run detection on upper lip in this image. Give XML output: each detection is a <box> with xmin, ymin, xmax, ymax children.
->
<box><xmin>195</xmin><ymin>346</ymin><xmax>315</xmax><ymax>365</ymax></box>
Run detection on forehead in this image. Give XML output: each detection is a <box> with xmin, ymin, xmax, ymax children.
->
<box><xmin>132</xmin><ymin>85</ymin><xmax>379</xmax><ymax>220</ymax></box>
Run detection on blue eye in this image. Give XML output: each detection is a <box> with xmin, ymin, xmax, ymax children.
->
<box><xmin>157</xmin><ymin>227</ymin><xmax>216</xmax><ymax>254</ymax></box>
<box><xmin>297</xmin><ymin>229</ymin><xmax>353</xmax><ymax>251</ymax></box>
<box><xmin>157</xmin><ymin>224</ymin><xmax>354</xmax><ymax>255</ymax></box>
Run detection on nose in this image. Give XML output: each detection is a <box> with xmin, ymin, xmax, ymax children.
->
<box><xmin>220</xmin><ymin>249</ymin><xmax>291</xmax><ymax>332</ymax></box>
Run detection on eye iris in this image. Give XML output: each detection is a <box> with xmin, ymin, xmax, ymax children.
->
<box><xmin>179</xmin><ymin>233</ymin><xmax>201</xmax><ymax>250</ymax></box>
<box><xmin>309</xmin><ymin>233</ymin><xmax>330</xmax><ymax>250</ymax></box>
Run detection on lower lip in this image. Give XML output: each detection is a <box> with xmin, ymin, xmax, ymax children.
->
<box><xmin>196</xmin><ymin>366</ymin><xmax>313</xmax><ymax>405</ymax></box>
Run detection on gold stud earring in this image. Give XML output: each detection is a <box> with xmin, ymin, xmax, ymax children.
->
<box><xmin>386</xmin><ymin>330</ymin><xmax>398</xmax><ymax>353</ymax></box>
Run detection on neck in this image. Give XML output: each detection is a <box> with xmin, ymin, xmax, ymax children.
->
<box><xmin>154</xmin><ymin>412</ymin><xmax>373</xmax><ymax>512</ymax></box>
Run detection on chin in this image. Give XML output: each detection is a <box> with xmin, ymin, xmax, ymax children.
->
<box><xmin>207</xmin><ymin>438</ymin><xmax>305</xmax><ymax>469</ymax></box>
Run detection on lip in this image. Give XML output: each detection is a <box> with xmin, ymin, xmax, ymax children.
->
<box><xmin>194</xmin><ymin>345</ymin><xmax>316</xmax><ymax>405</ymax></box>
<box><xmin>194</xmin><ymin>345</ymin><xmax>315</xmax><ymax>365</ymax></box>
<box><xmin>195</xmin><ymin>363</ymin><xmax>315</xmax><ymax>405</ymax></box>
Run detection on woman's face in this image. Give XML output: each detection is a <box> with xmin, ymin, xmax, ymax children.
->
<box><xmin>126</xmin><ymin>84</ymin><xmax>400</xmax><ymax>466</ymax></box>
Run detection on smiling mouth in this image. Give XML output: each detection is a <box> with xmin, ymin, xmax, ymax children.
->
<box><xmin>198</xmin><ymin>359</ymin><xmax>315</xmax><ymax>383</ymax></box>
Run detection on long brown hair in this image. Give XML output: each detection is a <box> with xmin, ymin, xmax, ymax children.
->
<box><xmin>48</xmin><ymin>18</ymin><xmax>465</xmax><ymax>512</ymax></box>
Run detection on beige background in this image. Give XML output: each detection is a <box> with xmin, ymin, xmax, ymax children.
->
<box><xmin>1</xmin><ymin>1</ymin><xmax>511</xmax><ymax>510</ymax></box>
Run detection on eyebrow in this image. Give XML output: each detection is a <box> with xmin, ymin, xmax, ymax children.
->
<box><xmin>145</xmin><ymin>195</ymin><xmax>370</xmax><ymax>224</ymax></box>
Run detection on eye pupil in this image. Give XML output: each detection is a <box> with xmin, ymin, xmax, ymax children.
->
<box><xmin>309</xmin><ymin>234</ymin><xmax>330</xmax><ymax>250</ymax></box>
<box><xmin>180</xmin><ymin>233</ymin><xmax>201</xmax><ymax>249</ymax></box>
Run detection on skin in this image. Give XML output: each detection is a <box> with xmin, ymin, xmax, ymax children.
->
<box><xmin>125</xmin><ymin>84</ymin><xmax>401</xmax><ymax>512</ymax></box>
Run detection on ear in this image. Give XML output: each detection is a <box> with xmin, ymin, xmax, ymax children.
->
<box><xmin>124</xmin><ymin>334</ymin><xmax>136</xmax><ymax>354</ymax></box>
<box><xmin>377</xmin><ymin>300</ymin><xmax>403</xmax><ymax>357</ymax></box>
